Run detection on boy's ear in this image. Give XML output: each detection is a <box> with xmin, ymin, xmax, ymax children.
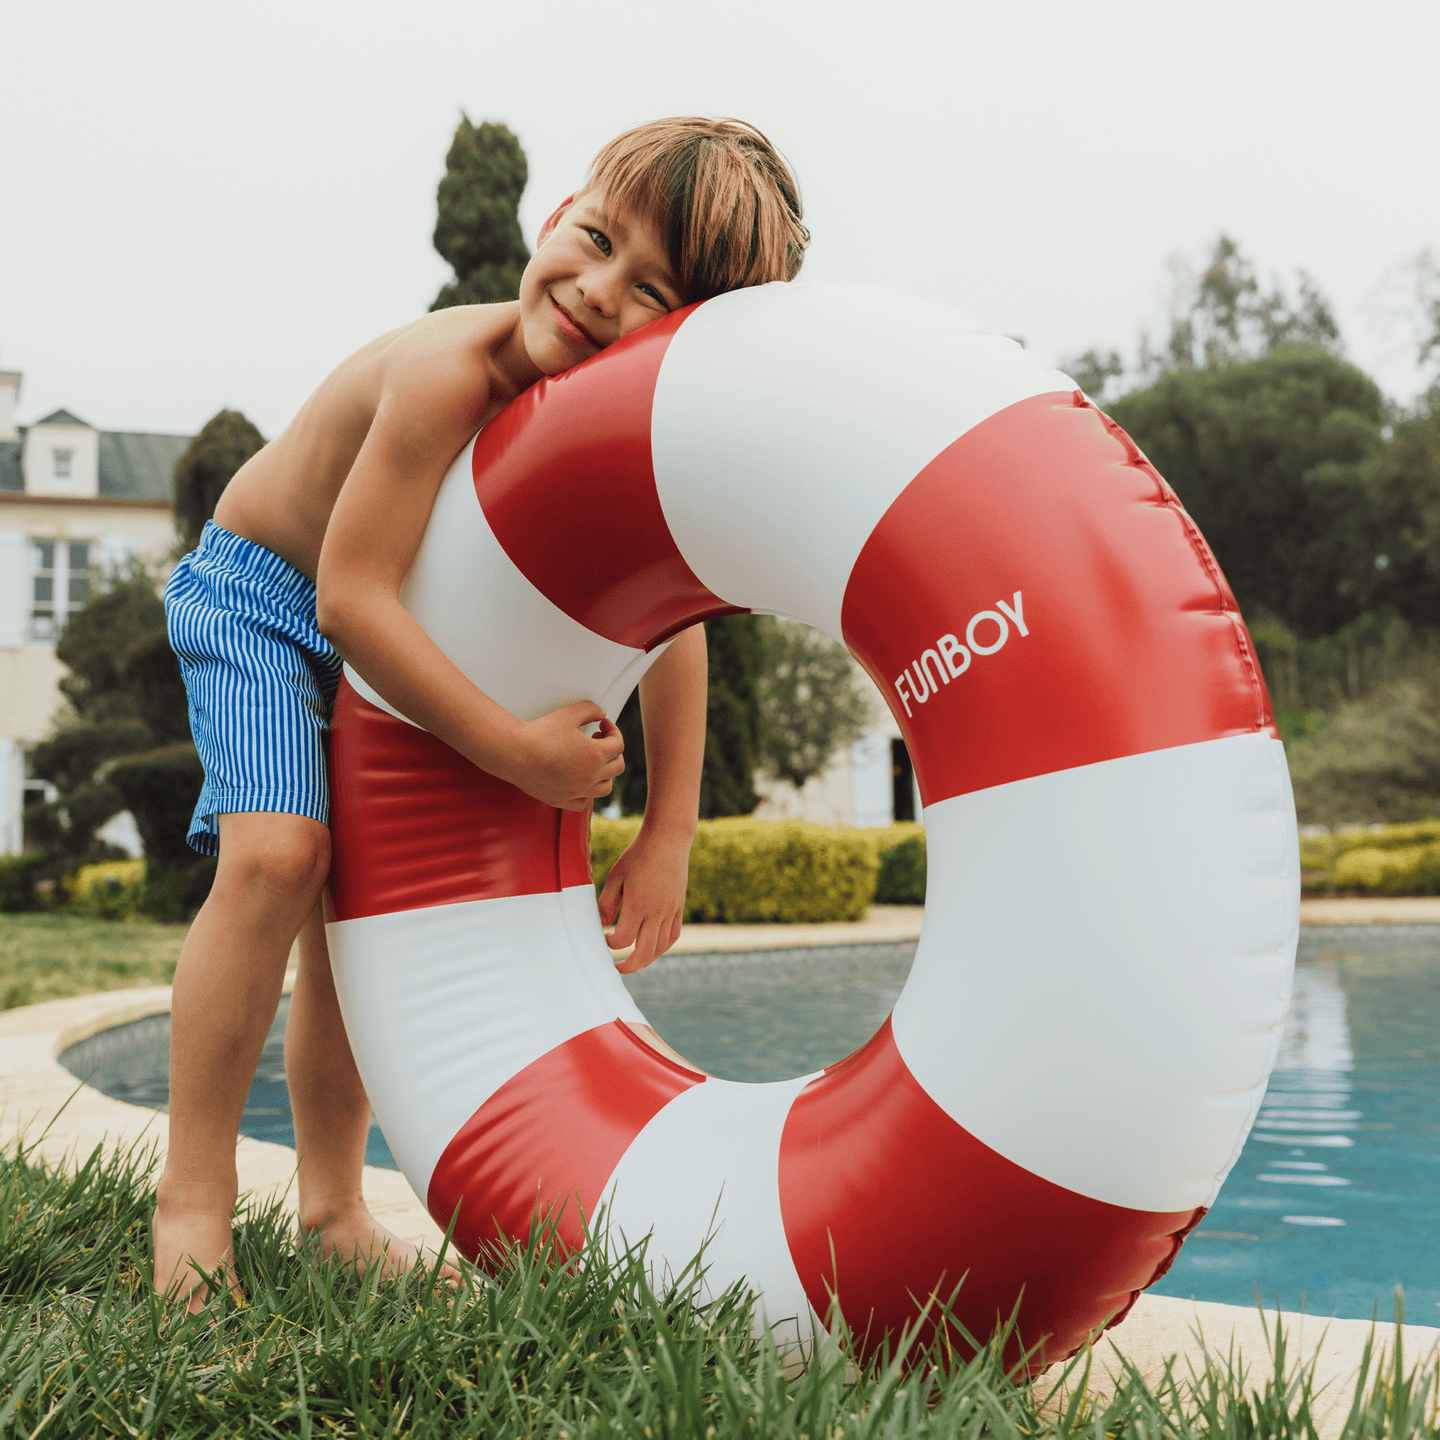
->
<box><xmin>537</xmin><ymin>195</ymin><xmax>576</xmax><ymax>248</ymax></box>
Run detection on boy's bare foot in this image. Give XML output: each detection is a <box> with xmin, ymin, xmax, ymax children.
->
<box><xmin>302</xmin><ymin>1202</ymin><xmax>464</xmax><ymax>1287</ymax></box>
<box><xmin>152</xmin><ymin>1200</ymin><xmax>244</xmax><ymax>1314</ymax></box>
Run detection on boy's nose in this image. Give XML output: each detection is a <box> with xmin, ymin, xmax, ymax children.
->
<box><xmin>577</xmin><ymin>268</ymin><xmax>620</xmax><ymax>319</ymax></box>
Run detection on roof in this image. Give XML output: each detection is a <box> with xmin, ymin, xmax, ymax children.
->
<box><xmin>35</xmin><ymin>408</ymin><xmax>91</xmax><ymax>428</ymax></box>
<box><xmin>0</xmin><ymin>426</ymin><xmax>191</xmax><ymax>502</ymax></box>
<box><xmin>98</xmin><ymin>431</ymin><xmax>190</xmax><ymax>501</ymax></box>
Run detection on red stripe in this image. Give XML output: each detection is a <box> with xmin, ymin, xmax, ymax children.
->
<box><xmin>474</xmin><ymin>305</ymin><xmax>744</xmax><ymax>650</ymax></box>
<box><xmin>428</xmin><ymin>1020</ymin><xmax>704</xmax><ymax>1263</ymax></box>
<box><xmin>840</xmin><ymin>393</ymin><xmax>1275</xmax><ymax>808</ymax></box>
<box><xmin>328</xmin><ymin>679</ymin><xmax>592</xmax><ymax>923</ymax></box>
<box><xmin>778</xmin><ymin>1019</ymin><xmax>1200</xmax><ymax>1371</ymax></box>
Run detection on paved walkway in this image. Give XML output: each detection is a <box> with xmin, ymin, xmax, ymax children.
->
<box><xmin>1301</xmin><ymin>895</ymin><xmax>1440</xmax><ymax>924</ymax></box>
<box><xmin>3</xmin><ymin>898</ymin><xmax>1438</xmax><ymax>1435</ymax></box>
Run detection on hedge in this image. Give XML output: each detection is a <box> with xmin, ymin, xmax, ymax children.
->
<box><xmin>590</xmin><ymin>817</ymin><xmax>928</xmax><ymax>924</ymax></box>
<box><xmin>0</xmin><ymin>854</ymin><xmax>47</xmax><ymax>913</ymax></box>
<box><xmin>65</xmin><ymin>859</ymin><xmax>147</xmax><ymax>920</ymax></box>
<box><xmin>1302</xmin><ymin>820</ymin><xmax>1440</xmax><ymax>895</ymax></box>
<box><xmin>871</xmin><ymin>822</ymin><xmax>926</xmax><ymax>904</ymax></box>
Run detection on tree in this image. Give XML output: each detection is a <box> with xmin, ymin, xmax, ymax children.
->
<box><xmin>700</xmin><ymin>616</ymin><xmax>763</xmax><ymax>817</ymax></box>
<box><xmin>1109</xmin><ymin>348</ymin><xmax>1386</xmax><ymax>638</ymax></box>
<box><xmin>1371</xmin><ymin>382</ymin><xmax>1440</xmax><ymax>629</ymax></box>
<box><xmin>1061</xmin><ymin>348</ymin><xmax>1123</xmax><ymax>401</ymax></box>
<box><xmin>612</xmin><ymin>616</ymin><xmax>763</xmax><ymax>819</ymax></box>
<box><xmin>756</xmin><ymin>618</ymin><xmax>873</xmax><ymax>789</ymax></box>
<box><xmin>174</xmin><ymin>409</ymin><xmax>265</xmax><ymax>553</ymax></box>
<box><xmin>1139</xmin><ymin>235</ymin><xmax>1341</xmax><ymax>379</ymax></box>
<box><xmin>432</xmin><ymin>118</ymin><xmax>530</xmax><ymax>310</ymax></box>
<box><xmin>25</xmin><ymin>408</ymin><xmax>259</xmax><ymax>911</ymax></box>
<box><xmin>24</xmin><ymin>575</ymin><xmax>183</xmax><ymax>866</ymax></box>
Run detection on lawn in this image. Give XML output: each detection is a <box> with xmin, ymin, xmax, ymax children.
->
<box><xmin>2</xmin><ymin>1140</ymin><xmax>1436</xmax><ymax>1439</ymax></box>
<box><xmin>0</xmin><ymin>913</ymin><xmax>187</xmax><ymax>1012</ymax></box>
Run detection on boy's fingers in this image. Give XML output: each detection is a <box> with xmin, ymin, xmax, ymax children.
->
<box><xmin>561</xmin><ymin>700</ymin><xmax>607</xmax><ymax>727</ymax></box>
<box><xmin>608</xmin><ymin>914</ymin><xmax>639</xmax><ymax>952</ymax></box>
<box><xmin>598</xmin><ymin>870</ymin><xmax>622</xmax><ymax>924</ymax></box>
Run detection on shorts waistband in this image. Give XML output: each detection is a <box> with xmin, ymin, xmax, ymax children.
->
<box><xmin>191</xmin><ymin>520</ymin><xmax>318</xmax><ymax>613</ymax></box>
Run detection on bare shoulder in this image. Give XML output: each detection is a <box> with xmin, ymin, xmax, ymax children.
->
<box><xmin>377</xmin><ymin>304</ymin><xmax>521</xmax><ymax>432</ymax></box>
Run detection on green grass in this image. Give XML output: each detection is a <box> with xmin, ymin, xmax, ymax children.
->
<box><xmin>0</xmin><ymin>913</ymin><xmax>187</xmax><ymax>1012</ymax></box>
<box><xmin>2</xmin><ymin>1140</ymin><xmax>1437</xmax><ymax>1438</ymax></box>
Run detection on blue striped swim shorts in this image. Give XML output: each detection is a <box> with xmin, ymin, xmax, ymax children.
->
<box><xmin>165</xmin><ymin>521</ymin><xmax>344</xmax><ymax>855</ymax></box>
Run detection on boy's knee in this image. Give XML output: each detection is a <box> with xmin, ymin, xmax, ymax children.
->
<box><xmin>220</xmin><ymin>816</ymin><xmax>330</xmax><ymax>903</ymax></box>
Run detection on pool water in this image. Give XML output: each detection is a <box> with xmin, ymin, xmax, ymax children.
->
<box><xmin>1149</xmin><ymin>925</ymin><xmax>1440</xmax><ymax>1320</ymax></box>
<box><xmin>61</xmin><ymin>927</ymin><xmax>1440</xmax><ymax>1321</ymax></box>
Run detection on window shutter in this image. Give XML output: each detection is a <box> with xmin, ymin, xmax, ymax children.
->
<box><xmin>0</xmin><ymin>531</ymin><xmax>24</xmax><ymax>648</ymax></box>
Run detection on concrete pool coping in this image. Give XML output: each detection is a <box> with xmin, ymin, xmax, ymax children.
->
<box><xmin>3</xmin><ymin>898</ymin><xmax>1439</xmax><ymax>1435</ymax></box>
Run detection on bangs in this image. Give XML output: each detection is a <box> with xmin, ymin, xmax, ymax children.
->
<box><xmin>586</xmin><ymin>118</ymin><xmax>808</xmax><ymax>303</ymax></box>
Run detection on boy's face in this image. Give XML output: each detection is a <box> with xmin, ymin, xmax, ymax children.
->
<box><xmin>518</xmin><ymin>192</ymin><xmax>684</xmax><ymax>376</ymax></box>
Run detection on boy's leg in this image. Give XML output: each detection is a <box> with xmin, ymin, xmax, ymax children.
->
<box><xmin>153</xmin><ymin>811</ymin><xmax>330</xmax><ymax>1309</ymax></box>
<box><xmin>286</xmin><ymin>905</ymin><xmax>457</xmax><ymax>1279</ymax></box>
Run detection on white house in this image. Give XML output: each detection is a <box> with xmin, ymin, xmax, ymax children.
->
<box><xmin>0</xmin><ymin>368</ymin><xmax>188</xmax><ymax>853</ymax></box>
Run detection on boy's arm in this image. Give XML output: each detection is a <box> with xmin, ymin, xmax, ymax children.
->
<box><xmin>600</xmin><ymin>624</ymin><xmax>708</xmax><ymax>973</ymax></box>
<box><xmin>315</xmin><ymin>348</ymin><xmax>623</xmax><ymax>811</ymax></box>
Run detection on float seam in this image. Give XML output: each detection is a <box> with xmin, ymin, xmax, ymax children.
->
<box><xmin>1078</xmin><ymin>393</ymin><xmax>1270</xmax><ymax>735</ymax></box>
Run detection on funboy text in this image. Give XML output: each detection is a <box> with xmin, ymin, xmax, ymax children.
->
<box><xmin>894</xmin><ymin>591</ymin><xmax>1028</xmax><ymax>718</ymax></box>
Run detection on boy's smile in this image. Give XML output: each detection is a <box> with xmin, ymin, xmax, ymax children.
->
<box><xmin>549</xmin><ymin>296</ymin><xmax>602</xmax><ymax>351</ymax></box>
<box><xmin>520</xmin><ymin>192</ymin><xmax>683</xmax><ymax>376</ymax></box>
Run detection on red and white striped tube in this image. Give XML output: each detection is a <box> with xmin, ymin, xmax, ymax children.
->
<box><xmin>326</xmin><ymin>283</ymin><xmax>1298</xmax><ymax>1368</ymax></box>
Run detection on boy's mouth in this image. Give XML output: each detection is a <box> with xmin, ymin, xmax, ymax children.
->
<box><xmin>550</xmin><ymin>298</ymin><xmax>601</xmax><ymax>350</ymax></box>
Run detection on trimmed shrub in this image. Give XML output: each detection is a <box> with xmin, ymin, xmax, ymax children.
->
<box><xmin>0</xmin><ymin>854</ymin><xmax>47</xmax><ymax>913</ymax></box>
<box><xmin>687</xmin><ymin>819</ymin><xmax>877</xmax><ymax>923</ymax></box>
<box><xmin>1303</xmin><ymin>819</ymin><xmax>1440</xmax><ymax>894</ymax></box>
<box><xmin>65</xmin><ymin>859</ymin><xmax>146</xmax><ymax>920</ymax></box>
<box><xmin>590</xmin><ymin>816</ymin><xmax>879</xmax><ymax>924</ymax></box>
<box><xmin>871</xmin><ymin>823</ymin><xmax>926</xmax><ymax>904</ymax></box>
<box><xmin>106</xmin><ymin>743</ymin><xmax>215</xmax><ymax>920</ymax></box>
<box><xmin>1331</xmin><ymin>841</ymin><xmax>1440</xmax><ymax>895</ymax></box>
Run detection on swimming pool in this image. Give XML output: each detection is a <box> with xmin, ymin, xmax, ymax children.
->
<box><xmin>61</xmin><ymin>926</ymin><xmax>1440</xmax><ymax>1321</ymax></box>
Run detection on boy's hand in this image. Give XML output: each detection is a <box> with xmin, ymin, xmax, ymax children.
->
<box><xmin>510</xmin><ymin>702</ymin><xmax>624</xmax><ymax>812</ymax></box>
<box><xmin>599</xmin><ymin>826</ymin><xmax>692</xmax><ymax>974</ymax></box>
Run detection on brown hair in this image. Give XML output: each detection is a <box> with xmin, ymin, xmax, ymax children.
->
<box><xmin>583</xmin><ymin>117</ymin><xmax>809</xmax><ymax>303</ymax></box>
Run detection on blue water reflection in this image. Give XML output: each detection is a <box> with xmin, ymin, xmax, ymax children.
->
<box><xmin>1150</xmin><ymin>925</ymin><xmax>1440</xmax><ymax>1319</ymax></box>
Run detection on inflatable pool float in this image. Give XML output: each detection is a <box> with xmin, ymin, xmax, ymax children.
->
<box><xmin>325</xmin><ymin>283</ymin><xmax>1299</xmax><ymax>1368</ymax></box>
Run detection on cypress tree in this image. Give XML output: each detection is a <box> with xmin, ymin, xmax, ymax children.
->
<box><xmin>616</xmin><ymin>616</ymin><xmax>761</xmax><ymax>819</ymax></box>
<box><xmin>700</xmin><ymin>614</ymin><xmax>763</xmax><ymax>817</ymax></box>
<box><xmin>173</xmin><ymin>409</ymin><xmax>265</xmax><ymax>553</ymax></box>
<box><xmin>432</xmin><ymin>117</ymin><xmax>530</xmax><ymax>310</ymax></box>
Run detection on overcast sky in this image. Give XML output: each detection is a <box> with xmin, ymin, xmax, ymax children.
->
<box><xmin>3</xmin><ymin>0</ymin><xmax>1436</xmax><ymax>440</ymax></box>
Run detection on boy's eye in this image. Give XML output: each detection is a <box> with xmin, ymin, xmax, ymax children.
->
<box><xmin>638</xmin><ymin>283</ymin><xmax>668</xmax><ymax>307</ymax></box>
<box><xmin>587</xmin><ymin>229</ymin><xmax>612</xmax><ymax>256</ymax></box>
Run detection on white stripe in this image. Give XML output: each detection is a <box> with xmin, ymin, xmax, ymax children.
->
<box><xmin>651</xmin><ymin>283</ymin><xmax>1072</xmax><ymax>639</ymax></box>
<box><xmin>346</xmin><ymin>439</ymin><xmax>666</xmax><ymax>727</ymax></box>
<box><xmin>892</xmin><ymin>734</ymin><xmax>1298</xmax><ymax>1213</ymax></box>
<box><xmin>327</xmin><ymin>886</ymin><xmax>645</xmax><ymax>1197</ymax></box>
<box><xmin>599</xmin><ymin>1073</ymin><xmax>824</xmax><ymax>1347</ymax></box>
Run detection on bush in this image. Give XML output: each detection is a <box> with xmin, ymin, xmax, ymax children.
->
<box><xmin>590</xmin><ymin>816</ymin><xmax>880</xmax><ymax>924</ymax></box>
<box><xmin>873</xmin><ymin>825</ymin><xmax>927</xmax><ymax>904</ymax></box>
<box><xmin>1331</xmin><ymin>841</ymin><xmax>1440</xmax><ymax>895</ymax></box>
<box><xmin>1301</xmin><ymin>819</ymin><xmax>1440</xmax><ymax>894</ymax></box>
<box><xmin>1286</xmin><ymin>664</ymin><xmax>1440</xmax><ymax>826</ymax></box>
<box><xmin>65</xmin><ymin>859</ymin><xmax>146</xmax><ymax>920</ymax></box>
<box><xmin>106</xmin><ymin>743</ymin><xmax>215</xmax><ymax>919</ymax></box>
<box><xmin>0</xmin><ymin>855</ymin><xmax>47</xmax><ymax>913</ymax></box>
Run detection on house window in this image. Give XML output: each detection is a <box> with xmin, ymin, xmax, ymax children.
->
<box><xmin>29</xmin><ymin>540</ymin><xmax>91</xmax><ymax>640</ymax></box>
<box><xmin>52</xmin><ymin>449</ymin><xmax>73</xmax><ymax>481</ymax></box>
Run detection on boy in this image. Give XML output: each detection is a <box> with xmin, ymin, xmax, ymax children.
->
<box><xmin>156</xmin><ymin>117</ymin><xmax>809</xmax><ymax>1309</ymax></box>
